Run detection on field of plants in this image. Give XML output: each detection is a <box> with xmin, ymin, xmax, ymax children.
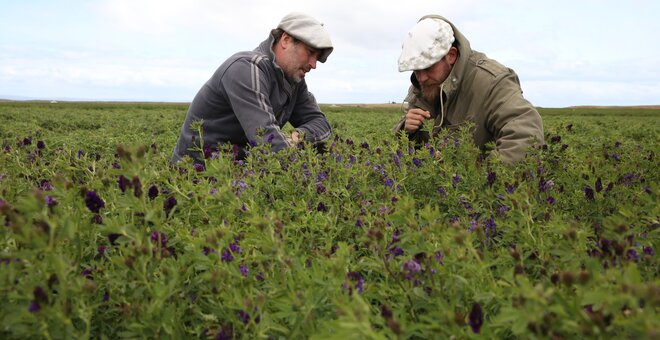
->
<box><xmin>0</xmin><ymin>101</ymin><xmax>658</xmax><ymax>338</ymax></box>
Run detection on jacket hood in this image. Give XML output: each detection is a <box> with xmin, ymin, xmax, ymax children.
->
<box><xmin>410</xmin><ymin>15</ymin><xmax>472</xmax><ymax>97</ymax></box>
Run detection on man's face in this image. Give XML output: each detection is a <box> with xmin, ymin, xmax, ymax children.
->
<box><xmin>414</xmin><ymin>50</ymin><xmax>456</xmax><ymax>102</ymax></box>
<box><xmin>278</xmin><ymin>34</ymin><xmax>321</xmax><ymax>83</ymax></box>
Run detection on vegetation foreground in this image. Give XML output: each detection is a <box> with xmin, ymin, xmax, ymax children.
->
<box><xmin>0</xmin><ymin>101</ymin><xmax>658</xmax><ymax>339</ymax></box>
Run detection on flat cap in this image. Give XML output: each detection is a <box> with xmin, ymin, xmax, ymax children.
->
<box><xmin>277</xmin><ymin>12</ymin><xmax>333</xmax><ymax>63</ymax></box>
<box><xmin>398</xmin><ymin>18</ymin><xmax>455</xmax><ymax>72</ymax></box>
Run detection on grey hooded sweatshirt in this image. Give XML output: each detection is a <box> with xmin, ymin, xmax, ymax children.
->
<box><xmin>172</xmin><ymin>32</ymin><xmax>332</xmax><ymax>163</ymax></box>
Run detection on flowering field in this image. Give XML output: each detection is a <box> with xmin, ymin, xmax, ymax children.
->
<box><xmin>0</xmin><ymin>101</ymin><xmax>658</xmax><ymax>338</ymax></box>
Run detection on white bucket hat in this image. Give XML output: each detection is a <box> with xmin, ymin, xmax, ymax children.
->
<box><xmin>398</xmin><ymin>18</ymin><xmax>455</xmax><ymax>72</ymax></box>
<box><xmin>277</xmin><ymin>12</ymin><xmax>334</xmax><ymax>63</ymax></box>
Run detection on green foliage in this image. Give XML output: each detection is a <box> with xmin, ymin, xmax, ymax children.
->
<box><xmin>0</xmin><ymin>102</ymin><xmax>658</xmax><ymax>338</ymax></box>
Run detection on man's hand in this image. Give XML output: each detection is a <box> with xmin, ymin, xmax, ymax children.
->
<box><xmin>404</xmin><ymin>108</ymin><xmax>431</xmax><ymax>133</ymax></box>
<box><xmin>288</xmin><ymin>131</ymin><xmax>301</xmax><ymax>145</ymax></box>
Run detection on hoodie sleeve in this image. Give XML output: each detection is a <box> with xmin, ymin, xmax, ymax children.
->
<box><xmin>287</xmin><ymin>84</ymin><xmax>332</xmax><ymax>144</ymax></box>
<box><xmin>484</xmin><ymin>70</ymin><xmax>545</xmax><ymax>163</ymax></box>
<box><xmin>221</xmin><ymin>55</ymin><xmax>292</xmax><ymax>151</ymax></box>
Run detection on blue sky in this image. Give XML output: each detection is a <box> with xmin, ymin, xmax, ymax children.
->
<box><xmin>1</xmin><ymin>0</ymin><xmax>658</xmax><ymax>107</ymax></box>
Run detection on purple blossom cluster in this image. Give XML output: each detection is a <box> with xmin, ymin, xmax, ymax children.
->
<box><xmin>342</xmin><ymin>271</ymin><xmax>365</xmax><ymax>295</ymax></box>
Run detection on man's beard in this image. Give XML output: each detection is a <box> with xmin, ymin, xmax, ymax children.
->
<box><xmin>421</xmin><ymin>84</ymin><xmax>442</xmax><ymax>103</ymax></box>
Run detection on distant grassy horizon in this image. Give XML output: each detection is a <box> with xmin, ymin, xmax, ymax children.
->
<box><xmin>1</xmin><ymin>97</ymin><xmax>660</xmax><ymax>110</ymax></box>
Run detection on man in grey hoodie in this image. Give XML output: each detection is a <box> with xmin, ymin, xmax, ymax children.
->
<box><xmin>172</xmin><ymin>12</ymin><xmax>333</xmax><ymax>163</ymax></box>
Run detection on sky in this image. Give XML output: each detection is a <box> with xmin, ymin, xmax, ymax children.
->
<box><xmin>1</xmin><ymin>0</ymin><xmax>659</xmax><ymax>107</ymax></box>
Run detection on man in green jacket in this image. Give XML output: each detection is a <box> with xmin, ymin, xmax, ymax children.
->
<box><xmin>393</xmin><ymin>15</ymin><xmax>544</xmax><ymax>163</ymax></box>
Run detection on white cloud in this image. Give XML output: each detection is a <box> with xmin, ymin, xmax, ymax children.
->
<box><xmin>1</xmin><ymin>0</ymin><xmax>659</xmax><ymax>105</ymax></box>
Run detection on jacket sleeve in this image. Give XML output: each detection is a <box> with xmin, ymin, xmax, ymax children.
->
<box><xmin>484</xmin><ymin>70</ymin><xmax>544</xmax><ymax>163</ymax></box>
<box><xmin>288</xmin><ymin>86</ymin><xmax>332</xmax><ymax>145</ymax></box>
<box><xmin>392</xmin><ymin>85</ymin><xmax>431</xmax><ymax>144</ymax></box>
<box><xmin>221</xmin><ymin>56</ymin><xmax>292</xmax><ymax>152</ymax></box>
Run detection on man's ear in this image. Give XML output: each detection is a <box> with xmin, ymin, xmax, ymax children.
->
<box><xmin>280</xmin><ymin>32</ymin><xmax>293</xmax><ymax>49</ymax></box>
<box><xmin>447</xmin><ymin>47</ymin><xmax>458</xmax><ymax>65</ymax></box>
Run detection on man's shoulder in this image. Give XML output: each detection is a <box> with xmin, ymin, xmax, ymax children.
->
<box><xmin>467</xmin><ymin>51</ymin><xmax>510</xmax><ymax>78</ymax></box>
<box><xmin>226</xmin><ymin>50</ymin><xmax>271</xmax><ymax>66</ymax></box>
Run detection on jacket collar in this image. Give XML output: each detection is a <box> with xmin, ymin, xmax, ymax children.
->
<box><xmin>254</xmin><ymin>32</ymin><xmax>297</xmax><ymax>94</ymax></box>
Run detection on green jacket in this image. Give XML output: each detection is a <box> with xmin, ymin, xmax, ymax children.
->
<box><xmin>394</xmin><ymin>15</ymin><xmax>544</xmax><ymax>163</ymax></box>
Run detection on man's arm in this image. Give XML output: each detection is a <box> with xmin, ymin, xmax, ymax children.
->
<box><xmin>221</xmin><ymin>56</ymin><xmax>292</xmax><ymax>151</ymax></box>
<box><xmin>485</xmin><ymin>71</ymin><xmax>545</xmax><ymax>163</ymax></box>
<box><xmin>287</xmin><ymin>87</ymin><xmax>332</xmax><ymax>145</ymax></box>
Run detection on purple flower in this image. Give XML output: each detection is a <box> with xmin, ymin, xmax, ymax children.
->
<box><xmin>546</xmin><ymin>196</ymin><xmax>556</xmax><ymax>205</ymax></box>
<box><xmin>436</xmin><ymin>186</ymin><xmax>447</xmax><ymax>196</ymax></box>
<box><xmin>108</xmin><ymin>233</ymin><xmax>121</xmax><ymax>245</ymax></box>
<box><xmin>402</xmin><ymin>260</ymin><xmax>421</xmax><ymax>281</ymax></box>
<box><xmin>412</xmin><ymin>157</ymin><xmax>422</xmax><ymax>167</ymax></box>
<box><xmin>584</xmin><ymin>187</ymin><xmax>595</xmax><ymax>201</ymax></box>
<box><xmin>148</xmin><ymin>185</ymin><xmax>159</xmax><ymax>200</ymax></box>
<box><xmin>232</xmin><ymin>180</ymin><xmax>248</xmax><ymax>196</ymax></box>
<box><xmin>97</xmin><ymin>245</ymin><xmax>107</xmax><ymax>257</ymax></box>
<box><xmin>317</xmin><ymin>171</ymin><xmax>329</xmax><ymax>182</ymax></box>
<box><xmin>452</xmin><ymin>174</ymin><xmax>461</xmax><ymax>187</ymax></box>
<box><xmin>163</xmin><ymin>196</ymin><xmax>177</xmax><ymax>215</ymax></box>
<box><xmin>229</xmin><ymin>241</ymin><xmax>241</xmax><ymax>254</ymax></box>
<box><xmin>4</xmin><ymin>145</ymin><xmax>10</xmax><ymax>153</ymax></box>
<box><xmin>238</xmin><ymin>310</ymin><xmax>250</xmax><ymax>325</ymax></box>
<box><xmin>468</xmin><ymin>303</ymin><xmax>483</xmax><ymax>333</ymax></box>
<box><xmin>643</xmin><ymin>246</ymin><xmax>654</xmax><ymax>256</ymax></box>
<box><xmin>36</xmin><ymin>140</ymin><xmax>45</xmax><ymax>149</ymax></box>
<box><xmin>221</xmin><ymin>248</ymin><xmax>234</xmax><ymax>262</ymax></box>
<box><xmin>84</xmin><ymin>191</ymin><xmax>105</xmax><ymax>213</ymax></box>
<box><xmin>611</xmin><ymin>152</ymin><xmax>619</xmax><ymax>160</ymax></box>
<box><xmin>626</xmin><ymin>249</ymin><xmax>639</xmax><ymax>262</ymax></box>
<box><xmin>595</xmin><ymin>177</ymin><xmax>603</xmax><ymax>193</ymax></box>
<box><xmin>81</xmin><ymin>268</ymin><xmax>93</xmax><ymax>279</ymax></box>
<box><xmin>132</xmin><ymin>176</ymin><xmax>142</xmax><ymax>198</ymax></box>
<box><xmin>392</xmin><ymin>155</ymin><xmax>401</xmax><ymax>167</ymax></box>
<box><xmin>316</xmin><ymin>183</ymin><xmax>326</xmax><ymax>194</ymax></box>
<box><xmin>22</xmin><ymin>137</ymin><xmax>32</xmax><ymax>146</ymax></box>
<box><xmin>203</xmin><ymin>144</ymin><xmax>213</xmax><ymax>159</ymax></box>
<box><xmin>355</xmin><ymin>218</ymin><xmax>363</xmax><ymax>227</ymax></box>
<box><xmin>487</xmin><ymin>171</ymin><xmax>496</xmax><ymax>187</ymax></box>
<box><xmin>317</xmin><ymin>202</ymin><xmax>327</xmax><ymax>212</ymax></box>
<box><xmin>39</xmin><ymin>180</ymin><xmax>53</xmax><ymax>191</ymax></box>
<box><xmin>118</xmin><ymin>175</ymin><xmax>131</xmax><ymax>193</ymax></box>
<box><xmin>383</xmin><ymin>177</ymin><xmax>394</xmax><ymax>187</ymax></box>
<box><xmin>45</xmin><ymin>195</ymin><xmax>57</xmax><ymax>208</ymax></box>
<box><xmin>77</xmin><ymin>149</ymin><xmax>85</xmax><ymax>158</ymax></box>
<box><xmin>485</xmin><ymin>218</ymin><xmax>496</xmax><ymax>233</ymax></box>
<box><xmin>497</xmin><ymin>205</ymin><xmax>509</xmax><ymax>217</ymax></box>
<box><xmin>538</xmin><ymin>178</ymin><xmax>554</xmax><ymax>193</ymax></box>
<box><xmin>387</xmin><ymin>246</ymin><xmax>404</xmax><ymax>262</ymax></box>
<box><xmin>202</xmin><ymin>246</ymin><xmax>216</xmax><ymax>256</ymax></box>
<box><xmin>150</xmin><ymin>231</ymin><xmax>168</xmax><ymax>248</ymax></box>
<box><xmin>239</xmin><ymin>265</ymin><xmax>249</xmax><ymax>277</ymax></box>
<box><xmin>506</xmin><ymin>184</ymin><xmax>515</xmax><ymax>194</ymax></box>
<box><xmin>28</xmin><ymin>286</ymin><xmax>48</xmax><ymax>313</ymax></box>
<box><xmin>266</xmin><ymin>133</ymin><xmax>275</xmax><ymax>144</ymax></box>
<box><xmin>434</xmin><ymin>251</ymin><xmax>443</xmax><ymax>264</ymax></box>
<box><xmin>345</xmin><ymin>271</ymin><xmax>365</xmax><ymax>294</ymax></box>
<box><xmin>194</xmin><ymin>163</ymin><xmax>205</xmax><ymax>172</ymax></box>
